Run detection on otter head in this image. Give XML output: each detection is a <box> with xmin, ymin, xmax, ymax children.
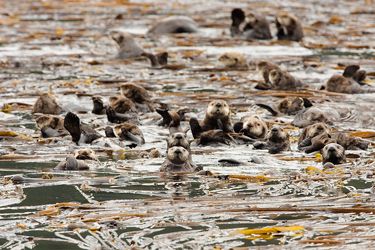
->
<box><xmin>256</xmin><ymin>61</ymin><xmax>269</xmax><ymax>73</ymax></box>
<box><xmin>308</xmin><ymin>108</ymin><xmax>329</xmax><ymax>124</ymax></box>
<box><xmin>110</xmin><ymin>31</ymin><xmax>125</xmax><ymax>46</ymax></box>
<box><xmin>206</xmin><ymin>100</ymin><xmax>230</xmax><ymax>119</ymax></box>
<box><xmin>306</xmin><ymin>122</ymin><xmax>330</xmax><ymax>139</ymax></box>
<box><xmin>277</xmin><ymin>13</ymin><xmax>294</xmax><ymax>27</ymax></box>
<box><xmin>241</xmin><ymin>115</ymin><xmax>268</xmax><ymax>139</ymax></box>
<box><xmin>218</xmin><ymin>52</ymin><xmax>244</xmax><ymax>67</ymax></box>
<box><xmin>167</xmin><ymin>146</ymin><xmax>189</xmax><ymax>164</ymax></box>
<box><xmin>288</xmin><ymin>97</ymin><xmax>304</xmax><ymax>114</ymax></box>
<box><xmin>120</xmin><ymin>83</ymin><xmax>149</xmax><ymax>103</ymax></box>
<box><xmin>35</xmin><ymin>115</ymin><xmax>53</xmax><ymax>129</ymax></box>
<box><xmin>278</xmin><ymin>99</ymin><xmax>290</xmax><ymax>114</ymax></box>
<box><xmin>247</xmin><ymin>12</ymin><xmax>257</xmax><ymax>24</ymax></box>
<box><xmin>167</xmin><ymin>132</ymin><xmax>189</xmax><ymax>150</ymax></box>
<box><xmin>322</xmin><ymin>143</ymin><xmax>346</xmax><ymax>164</ymax></box>
<box><xmin>267</xmin><ymin>125</ymin><xmax>289</xmax><ymax>142</ymax></box>
<box><xmin>269</xmin><ymin>69</ymin><xmax>282</xmax><ymax>85</ymax></box>
<box><xmin>36</xmin><ymin>115</ymin><xmax>63</xmax><ymax>129</ymax></box>
<box><xmin>74</xmin><ymin>149</ymin><xmax>97</xmax><ymax>160</ymax></box>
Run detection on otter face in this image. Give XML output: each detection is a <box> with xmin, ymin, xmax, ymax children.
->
<box><xmin>206</xmin><ymin>100</ymin><xmax>230</xmax><ymax>118</ymax></box>
<box><xmin>308</xmin><ymin>108</ymin><xmax>328</xmax><ymax>123</ymax></box>
<box><xmin>306</xmin><ymin>122</ymin><xmax>330</xmax><ymax>138</ymax></box>
<box><xmin>267</xmin><ymin>125</ymin><xmax>288</xmax><ymax>142</ymax></box>
<box><xmin>110</xmin><ymin>31</ymin><xmax>124</xmax><ymax>45</ymax></box>
<box><xmin>256</xmin><ymin>61</ymin><xmax>268</xmax><ymax>72</ymax></box>
<box><xmin>277</xmin><ymin>14</ymin><xmax>293</xmax><ymax>27</ymax></box>
<box><xmin>289</xmin><ymin>97</ymin><xmax>304</xmax><ymax>111</ymax></box>
<box><xmin>241</xmin><ymin>115</ymin><xmax>268</xmax><ymax>139</ymax></box>
<box><xmin>167</xmin><ymin>132</ymin><xmax>189</xmax><ymax>149</ymax></box>
<box><xmin>167</xmin><ymin>146</ymin><xmax>189</xmax><ymax>164</ymax></box>
<box><xmin>269</xmin><ymin>69</ymin><xmax>282</xmax><ymax>84</ymax></box>
<box><xmin>322</xmin><ymin>143</ymin><xmax>345</xmax><ymax>164</ymax></box>
<box><xmin>247</xmin><ymin>12</ymin><xmax>257</xmax><ymax>24</ymax></box>
<box><xmin>218</xmin><ymin>52</ymin><xmax>245</xmax><ymax>67</ymax></box>
<box><xmin>36</xmin><ymin>115</ymin><xmax>63</xmax><ymax>129</ymax></box>
<box><xmin>120</xmin><ymin>83</ymin><xmax>149</xmax><ymax>103</ymax></box>
<box><xmin>74</xmin><ymin>149</ymin><xmax>97</xmax><ymax>160</ymax></box>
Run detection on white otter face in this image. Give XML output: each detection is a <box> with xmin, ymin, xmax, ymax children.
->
<box><xmin>242</xmin><ymin>115</ymin><xmax>267</xmax><ymax>138</ymax></box>
<box><xmin>207</xmin><ymin>100</ymin><xmax>230</xmax><ymax>118</ymax></box>
<box><xmin>167</xmin><ymin>146</ymin><xmax>189</xmax><ymax>164</ymax></box>
<box><xmin>277</xmin><ymin>15</ymin><xmax>292</xmax><ymax>27</ymax></box>
<box><xmin>322</xmin><ymin>143</ymin><xmax>345</xmax><ymax>164</ymax></box>
<box><xmin>74</xmin><ymin>149</ymin><xmax>97</xmax><ymax>160</ymax></box>
<box><xmin>247</xmin><ymin>13</ymin><xmax>257</xmax><ymax>23</ymax></box>
<box><xmin>167</xmin><ymin>132</ymin><xmax>189</xmax><ymax>149</ymax></box>
<box><xmin>36</xmin><ymin>115</ymin><xmax>63</xmax><ymax>129</ymax></box>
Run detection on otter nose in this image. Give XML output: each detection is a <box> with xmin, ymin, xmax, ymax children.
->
<box><xmin>175</xmin><ymin>134</ymin><xmax>183</xmax><ymax>140</ymax></box>
<box><xmin>215</xmin><ymin>103</ymin><xmax>222</xmax><ymax>108</ymax></box>
<box><xmin>175</xmin><ymin>148</ymin><xmax>182</xmax><ymax>154</ymax></box>
<box><xmin>271</xmin><ymin>127</ymin><xmax>278</xmax><ymax>132</ymax></box>
<box><xmin>328</xmin><ymin>147</ymin><xmax>335</xmax><ymax>152</ymax></box>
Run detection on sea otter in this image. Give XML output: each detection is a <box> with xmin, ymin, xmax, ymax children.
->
<box><xmin>256</xmin><ymin>97</ymin><xmax>312</xmax><ymax>116</ymax></box>
<box><xmin>55</xmin><ymin>149</ymin><xmax>97</xmax><ymax>171</ymax></box>
<box><xmin>32</xmin><ymin>93</ymin><xmax>62</xmax><ymax>115</ymax></box>
<box><xmin>120</xmin><ymin>83</ymin><xmax>154</xmax><ymax>112</ymax></box>
<box><xmin>255</xmin><ymin>61</ymin><xmax>281</xmax><ymax>89</ymax></box>
<box><xmin>233</xmin><ymin>115</ymin><xmax>268</xmax><ymax>139</ymax></box>
<box><xmin>323</xmin><ymin>65</ymin><xmax>375</xmax><ymax>94</ymax></box>
<box><xmin>160</xmin><ymin>146</ymin><xmax>197</xmax><ymax>173</ymax></box>
<box><xmin>269</xmin><ymin>69</ymin><xmax>302</xmax><ymax>90</ymax></box>
<box><xmin>322</xmin><ymin>143</ymin><xmax>346</xmax><ymax>165</ymax></box>
<box><xmin>64</xmin><ymin>112</ymin><xmax>102</xmax><ymax>144</ymax></box>
<box><xmin>230</xmin><ymin>9</ymin><xmax>272</xmax><ymax>40</ymax></box>
<box><xmin>242</xmin><ymin>12</ymin><xmax>272</xmax><ymax>40</ymax></box>
<box><xmin>189</xmin><ymin>100</ymin><xmax>233</xmax><ymax>139</ymax></box>
<box><xmin>292</xmin><ymin>107</ymin><xmax>333</xmax><ymax>128</ymax></box>
<box><xmin>35</xmin><ymin>114</ymin><xmax>67</xmax><ymax>138</ymax></box>
<box><xmin>110</xmin><ymin>31</ymin><xmax>168</xmax><ymax>67</ymax></box>
<box><xmin>253</xmin><ymin>125</ymin><xmax>290</xmax><ymax>154</ymax></box>
<box><xmin>105</xmin><ymin>122</ymin><xmax>145</xmax><ymax>145</ymax></box>
<box><xmin>276</xmin><ymin>13</ymin><xmax>304</xmax><ymax>41</ymax></box>
<box><xmin>218</xmin><ymin>52</ymin><xmax>248</xmax><ymax>69</ymax></box>
<box><xmin>147</xmin><ymin>16</ymin><xmax>199</xmax><ymax>35</ymax></box>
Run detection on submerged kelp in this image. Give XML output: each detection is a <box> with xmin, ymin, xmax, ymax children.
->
<box><xmin>0</xmin><ymin>0</ymin><xmax>375</xmax><ymax>249</ymax></box>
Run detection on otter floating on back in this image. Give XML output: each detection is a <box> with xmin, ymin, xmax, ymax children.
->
<box><xmin>147</xmin><ymin>16</ymin><xmax>199</xmax><ymax>35</ymax></box>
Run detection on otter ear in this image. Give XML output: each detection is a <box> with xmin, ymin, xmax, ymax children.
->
<box><xmin>233</xmin><ymin>122</ymin><xmax>243</xmax><ymax>133</ymax></box>
<box><xmin>343</xmin><ymin>65</ymin><xmax>360</xmax><ymax>77</ymax></box>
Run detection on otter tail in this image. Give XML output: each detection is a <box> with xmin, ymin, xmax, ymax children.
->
<box><xmin>256</xmin><ymin>103</ymin><xmax>278</xmax><ymax>116</ymax></box>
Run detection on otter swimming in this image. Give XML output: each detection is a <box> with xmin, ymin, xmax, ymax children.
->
<box><xmin>147</xmin><ymin>16</ymin><xmax>199</xmax><ymax>35</ymax></box>
<box><xmin>160</xmin><ymin>146</ymin><xmax>197</xmax><ymax>173</ymax></box>
<box><xmin>253</xmin><ymin>125</ymin><xmax>290</xmax><ymax>154</ymax></box>
<box><xmin>110</xmin><ymin>31</ymin><xmax>168</xmax><ymax>67</ymax></box>
<box><xmin>276</xmin><ymin>13</ymin><xmax>304</xmax><ymax>41</ymax></box>
<box><xmin>189</xmin><ymin>100</ymin><xmax>233</xmax><ymax>139</ymax></box>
